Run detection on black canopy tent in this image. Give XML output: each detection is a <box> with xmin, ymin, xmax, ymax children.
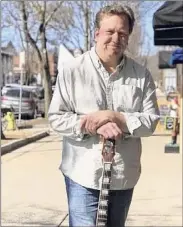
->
<box><xmin>153</xmin><ymin>1</ymin><xmax>183</xmax><ymax>93</ymax></box>
<box><xmin>153</xmin><ymin>1</ymin><xmax>183</xmax><ymax>46</ymax></box>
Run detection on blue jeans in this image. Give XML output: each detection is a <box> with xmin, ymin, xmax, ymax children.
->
<box><xmin>64</xmin><ymin>176</ymin><xmax>134</xmax><ymax>227</ymax></box>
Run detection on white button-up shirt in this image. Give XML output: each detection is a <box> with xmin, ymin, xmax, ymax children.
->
<box><xmin>48</xmin><ymin>47</ymin><xmax>160</xmax><ymax>190</ymax></box>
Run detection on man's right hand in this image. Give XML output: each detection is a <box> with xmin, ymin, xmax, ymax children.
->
<box><xmin>97</xmin><ymin>122</ymin><xmax>122</xmax><ymax>140</ymax></box>
<box><xmin>80</xmin><ymin>110</ymin><xmax>115</xmax><ymax>135</ymax></box>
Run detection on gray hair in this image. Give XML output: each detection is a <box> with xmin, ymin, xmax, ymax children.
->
<box><xmin>95</xmin><ymin>4</ymin><xmax>135</xmax><ymax>34</ymax></box>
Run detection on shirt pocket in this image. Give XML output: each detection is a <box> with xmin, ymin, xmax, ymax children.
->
<box><xmin>113</xmin><ymin>85</ymin><xmax>143</xmax><ymax>112</ymax></box>
<box><xmin>74</xmin><ymin>84</ymin><xmax>104</xmax><ymax>113</ymax></box>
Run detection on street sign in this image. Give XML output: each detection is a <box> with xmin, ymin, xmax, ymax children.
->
<box><xmin>165</xmin><ymin>116</ymin><xmax>175</xmax><ymax>130</ymax></box>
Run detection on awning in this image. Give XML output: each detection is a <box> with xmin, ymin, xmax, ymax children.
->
<box><xmin>159</xmin><ymin>51</ymin><xmax>176</xmax><ymax>69</ymax></box>
<box><xmin>153</xmin><ymin>1</ymin><xmax>183</xmax><ymax>46</ymax></box>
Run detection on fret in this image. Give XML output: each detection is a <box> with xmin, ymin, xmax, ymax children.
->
<box><xmin>98</xmin><ymin>215</ymin><xmax>107</xmax><ymax>220</ymax></box>
<box><xmin>102</xmin><ymin>179</ymin><xmax>111</xmax><ymax>186</ymax></box>
<box><xmin>97</xmin><ymin>221</ymin><xmax>106</xmax><ymax>226</ymax></box>
<box><xmin>99</xmin><ymin>196</ymin><xmax>109</xmax><ymax>202</ymax></box>
<box><xmin>102</xmin><ymin>174</ymin><xmax>111</xmax><ymax>179</ymax></box>
<box><xmin>101</xmin><ymin>183</ymin><xmax>110</xmax><ymax>190</ymax></box>
<box><xmin>99</xmin><ymin>200</ymin><xmax>108</xmax><ymax>206</ymax></box>
<box><xmin>100</xmin><ymin>194</ymin><xmax>109</xmax><ymax>201</ymax></box>
<box><xmin>101</xmin><ymin>189</ymin><xmax>109</xmax><ymax>196</ymax></box>
<box><xmin>97</xmin><ymin>218</ymin><xmax>107</xmax><ymax>223</ymax></box>
<box><xmin>103</xmin><ymin>177</ymin><xmax>110</xmax><ymax>183</ymax></box>
<box><xmin>103</xmin><ymin>170</ymin><xmax>112</xmax><ymax>177</ymax></box>
<box><xmin>98</xmin><ymin>211</ymin><xmax>107</xmax><ymax>221</ymax></box>
<box><xmin>98</xmin><ymin>209</ymin><xmax>107</xmax><ymax>216</ymax></box>
<box><xmin>98</xmin><ymin>208</ymin><xmax>108</xmax><ymax>215</ymax></box>
<box><xmin>100</xmin><ymin>194</ymin><xmax>109</xmax><ymax>200</ymax></box>
<box><xmin>103</xmin><ymin>163</ymin><xmax>111</xmax><ymax>170</ymax></box>
<box><xmin>97</xmin><ymin>215</ymin><xmax>107</xmax><ymax>226</ymax></box>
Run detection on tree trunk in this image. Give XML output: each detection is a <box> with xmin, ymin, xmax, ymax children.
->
<box><xmin>40</xmin><ymin>24</ymin><xmax>52</xmax><ymax>118</ymax></box>
<box><xmin>1</xmin><ymin>126</ymin><xmax>6</xmax><ymax>139</ymax></box>
<box><xmin>84</xmin><ymin>1</ymin><xmax>89</xmax><ymax>52</ymax></box>
<box><xmin>42</xmin><ymin>61</ymin><xmax>52</xmax><ymax>119</ymax></box>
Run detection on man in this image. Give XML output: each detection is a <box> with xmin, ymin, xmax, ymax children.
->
<box><xmin>48</xmin><ymin>3</ymin><xmax>159</xmax><ymax>227</ymax></box>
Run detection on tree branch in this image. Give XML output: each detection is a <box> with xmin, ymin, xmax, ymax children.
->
<box><xmin>20</xmin><ymin>1</ymin><xmax>42</xmax><ymax>62</ymax></box>
<box><xmin>45</xmin><ymin>1</ymin><xmax>64</xmax><ymax>27</ymax></box>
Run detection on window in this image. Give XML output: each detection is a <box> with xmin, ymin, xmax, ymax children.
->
<box><xmin>6</xmin><ymin>89</ymin><xmax>31</xmax><ymax>98</ymax></box>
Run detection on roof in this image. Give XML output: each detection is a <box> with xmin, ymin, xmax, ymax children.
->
<box><xmin>57</xmin><ymin>44</ymin><xmax>74</xmax><ymax>68</ymax></box>
<box><xmin>1</xmin><ymin>41</ymin><xmax>16</xmax><ymax>56</ymax></box>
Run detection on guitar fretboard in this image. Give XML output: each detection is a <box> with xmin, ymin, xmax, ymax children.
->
<box><xmin>96</xmin><ymin>162</ymin><xmax>112</xmax><ymax>227</ymax></box>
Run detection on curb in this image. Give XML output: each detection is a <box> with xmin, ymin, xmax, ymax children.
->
<box><xmin>1</xmin><ymin>131</ymin><xmax>50</xmax><ymax>156</ymax></box>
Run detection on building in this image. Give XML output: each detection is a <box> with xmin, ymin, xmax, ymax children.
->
<box><xmin>10</xmin><ymin>45</ymin><xmax>81</xmax><ymax>86</ymax></box>
<box><xmin>48</xmin><ymin>50</ymin><xmax>58</xmax><ymax>85</ymax></box>
<box><xmin>1</xmin><ymin>41</ymin><xmax>16</xmax><ymax>85</ymax></box>
<box><xmin>13</xmin><ymin>51</ymin><xmax>26</xmax><ymax>84</ymax></box>
<box><xmin>13</xmin><ymin>50</ymin><xmax>58</xmax><ymax>86</ymax></box>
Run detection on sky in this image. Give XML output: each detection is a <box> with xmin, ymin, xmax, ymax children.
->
<box><xmin>1</xmin><ymin>1</ymin><xmax>164</xmax><ymax>55</ymax></box>
<box><xmin>141</xmin><ymin>1</ymin><xmax>164</xmax><ymax>55</ymax></box>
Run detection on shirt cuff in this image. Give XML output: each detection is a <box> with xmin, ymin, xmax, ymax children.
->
<box><xmin>122</xmin><ymin>113</ymin><xmax>142</xmax><ymax>135</ymax></box>
<box><xmin>72</xmin><ymin>122</ymin><xmax>84</xmax><ymax>141</ymax></box>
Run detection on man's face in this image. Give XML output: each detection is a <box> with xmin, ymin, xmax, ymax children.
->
<box><xmin>95</xmin><ymin>14</ymin><xmax>130</xmax><ymax>59</ymax></box>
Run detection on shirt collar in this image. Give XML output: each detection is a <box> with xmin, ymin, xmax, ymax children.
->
<box><xmin>90</xmin><ymin>46</ymin><xmax>125</xmax><ymax>71</ymax></box>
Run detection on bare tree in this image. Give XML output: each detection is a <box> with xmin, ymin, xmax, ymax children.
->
<box><xmin>2</xmin><ymin>1</ymin><xmax>161</xmax><ymax>92</ymax></box>
<box><xmin>21</xmin><ymin>1</ymin><xmax>57</xmax><ymax>116</ymax></box>
<box><xmin>62</xmin><ymin>1</ymin><xmax>159</xmax><ymax>58</ymax></box>
<box><xmin>2</xmin><ymin>1</ymin><xmax>74</xmax><ymax>118</ymax></box>
<box><xmin>62</xmin><ymin>1</ymin><xmax>103</xmax><ymax>51</ymax></box>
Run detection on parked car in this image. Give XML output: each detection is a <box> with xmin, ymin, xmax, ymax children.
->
<box><xmin>2</xmin><ymin>83</ymin><xmax>21</xmax><ymax>95</ymax></box>
<box><xmin>35</xmin><ymin>88</ymin><xmax>45</xmax><ymax>118</ymax></box>
<box><xmin>1</xmin><ymin>88</ymin><xmax>39</xmax><ymax>119</ymax></box>
<box><xmin>22</xmin><ymin>86</ymin><xmax>45</xmax><ymax>118</ymax></box>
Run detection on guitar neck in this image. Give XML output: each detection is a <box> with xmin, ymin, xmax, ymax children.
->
<box><xmin>96</xmin><ymin>162</ymin><xmax>112</xmax><ymax>227</ymax></box>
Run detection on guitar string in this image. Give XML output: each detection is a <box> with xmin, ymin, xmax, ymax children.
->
<box><xmin>100</xmin><ymin>164</ymin><xmax>106</xmax><ymax>223</ymax></box>
<box><xmin>104</xmin><ymin>163</ymin><xmax>111</xmax><ymax>224</ymax></box>
<box><xmin>98</xmin><ymin>141</ymin><xmax>115</xmax><ymax>226</ymax></box>
<box><xmin>99</xmin><ymin>162</ymin><xmax>112</xmax><ymax>224</ymax></box>
<box><xmin>102</xmin><ymin>144</ymin><xmax>107</xmax><ymax>223</ymax></box>
<box><xmin>102</xmin><ymin>156</ymin><xmax>111</xmax><ymax>223</ymax></box>
<box><xmin>99</xmin><ymin>160</ymin><xmax>105</xmax><ymax>223</ymax></box>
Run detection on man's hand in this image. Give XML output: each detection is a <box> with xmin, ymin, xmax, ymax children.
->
<box><xmin>97</xmin><ymin>122</ymin><xmax>122</xmax><ymax>140</ymax></box>
<box><xmin>80</xmin><ymin>110</ymin><xmax>117</xmax><ymax>135</ymax></box>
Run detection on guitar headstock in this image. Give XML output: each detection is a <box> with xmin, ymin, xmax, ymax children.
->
<box><xmin>101</xmin><ymin>138</ymin><xmax>116</xmax><ymax>163</ymax></box>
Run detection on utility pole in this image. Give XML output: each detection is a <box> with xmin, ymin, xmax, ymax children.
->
<box><xmin>18</xmin><ymin>65</ymin><xmax>24</xmax><ymax>124</ymax></box>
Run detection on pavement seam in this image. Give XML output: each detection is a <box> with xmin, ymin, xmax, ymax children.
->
<box><xmin>57</xmin><ymin>213</ymin><xmax>68</xmax><ymax>226</ymax></box>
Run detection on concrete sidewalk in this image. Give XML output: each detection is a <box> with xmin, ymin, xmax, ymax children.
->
<box><xmin>127</xmin><ymin>136</ymin><xmax>182</xmax><ymax>226</ymax></box>
<box><xmin>1</xmin><ymin>133</ymin><xmax>182</xmax><ymax>226</ymax></box>
<box><xmin>1</xmin><ymin>132</ymin><xmax>68</xmax><ymax>226</ymax></box>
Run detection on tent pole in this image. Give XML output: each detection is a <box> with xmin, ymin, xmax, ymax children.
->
<box><xmin>177</xmin><ymin>64</ymin><xmax>183</xmax><ymax>153</ymax></box>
